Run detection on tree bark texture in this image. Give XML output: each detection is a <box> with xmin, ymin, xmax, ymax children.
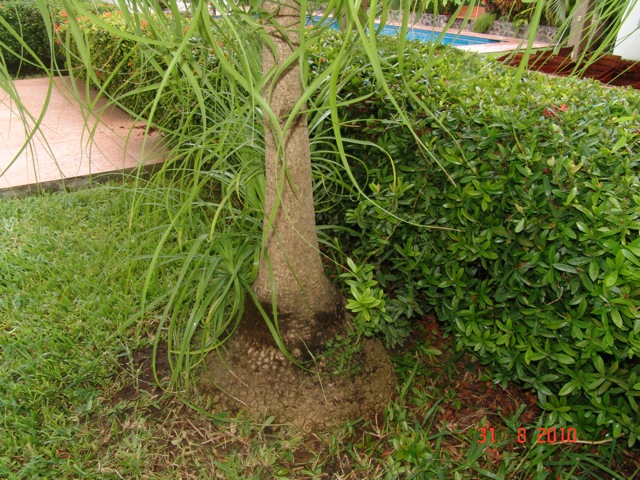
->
<box><xmin>200</xmin><ymin>1</ymin><xmax>396</xmax><ymax>432</ymax></box>
<box><xmin>251</xmin><ymin>0</ymin><xmax>344</xmax><ymax>357</ymax></box>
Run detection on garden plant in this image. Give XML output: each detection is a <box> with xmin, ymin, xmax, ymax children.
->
<box><xmin>1</xmin><ymin>0</ymin><xmax>639</xmax><ymax>477</ymax></box>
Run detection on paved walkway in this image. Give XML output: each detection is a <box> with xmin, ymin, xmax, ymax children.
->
<box><xmin>0</xmin><ymin>76</ymin><xmax>166</xmax><ymax>198</ymax></box>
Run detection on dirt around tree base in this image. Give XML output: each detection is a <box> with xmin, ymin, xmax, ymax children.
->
<box><xmin>199</xmin><ymin>335</ymin><xmax>397</xmax><ymax>433</ymax></box>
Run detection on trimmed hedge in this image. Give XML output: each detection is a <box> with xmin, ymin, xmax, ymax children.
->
<box><xmin>309</xmin><ymin>31</ymin><xmax>640</xmax><ymax>444</ymax></box>
<box><xmin>0</xmin><ymin>0</ymin><xmax>56</xmax><ymax>70</ymax></box>
<box><xmin>0</xmin><ymin>0</ymin><xmax>116</xmax><ymax>74</ymax></box>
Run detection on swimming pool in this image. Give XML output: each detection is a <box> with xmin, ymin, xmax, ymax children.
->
<box><xmin>378</xmin><ymin>24</ymin><xmax>498</xmax><ymax>46</ymax></box>
<box><xmin>310</xmin><ymin>17</ymin><xmax>499</xmax><ymax>47</ymax></box>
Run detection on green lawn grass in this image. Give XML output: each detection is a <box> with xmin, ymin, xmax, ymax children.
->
<box><xmin>0</xmin><ymin>185</ymin><xmax>174</xmax><ymax>478</ymax></box>
<box><xmin>1</xmin><ymin>185</ymin><xmax>637</xmax><ymax>479</ymax></box>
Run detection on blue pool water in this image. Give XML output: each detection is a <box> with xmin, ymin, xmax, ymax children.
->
<box><xmin>311</xmin><ymin>17</ymin><xmax>499</xmax><ymax>47</ymax></box>
<box><xmin>378</xmin><ymin>24</ymin><xmax>498</xmax><ymax>46</ymax></box>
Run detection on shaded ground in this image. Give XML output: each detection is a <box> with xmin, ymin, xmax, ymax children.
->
<box><xmin>408</xmin><ymin>314</ymin><xmax>541</xmax><ymax>427</ymax></box>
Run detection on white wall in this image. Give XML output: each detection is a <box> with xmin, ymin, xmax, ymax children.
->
<box><xmin>614</xmin><ymin>0</ymin><xmax>640</xmax><ymax>60</ymax></box>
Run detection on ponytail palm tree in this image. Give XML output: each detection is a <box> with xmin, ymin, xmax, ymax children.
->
<box><xmin>200</xmin><ymin>0</ymin><xmax>397</xmax><ymax>430</ymax></box>
<box><xmin>3</xmin><ymin>0</ymin><xmax>637</xmax><ymax>431</ymax></box>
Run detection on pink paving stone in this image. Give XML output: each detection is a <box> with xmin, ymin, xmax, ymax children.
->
<box><xmin>0</xmin><ymin>76</ymin><xmax>166</xmax><ymax>197</ymax></box>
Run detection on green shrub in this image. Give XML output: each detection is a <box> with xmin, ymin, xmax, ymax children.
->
<box><xmin>0</xmin><ymin>0</ymin><xmax>117</xmax><ymax>74</ymax></box>
<box><xmin>57</xmin><ymin>9</ymin><xmax>256</xmax><ymax>135</ymax></box>
<box><xmin>413</xmin><ymin>0</ymin><xmax>460</xmax><ymax>15</ymax></box>
<box><xmin>0</xmin><ymin>0</ymin><xmax>55</xmax><ymax>71</ymax></box>
<box><xmin>309</xmin><ymin>31</ymin><xmax>640</xmax><ymax>445</ymax></box>
<box><xmin>57</xmin><ymin>9</ymin><xmax>166</xmax><ymax>117</ymax></box>
<box><xmin>472</xmin><ymin>12</ymin><xmax>496</xmax><ymax>33</ymax></box>
<box><xmin>391</xmin><ymin>0</ymin><xmax>484</xmax><ymax>16</ymax></box>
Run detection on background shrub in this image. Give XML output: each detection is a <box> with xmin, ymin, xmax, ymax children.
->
<box><xmin>0</xmin><ymin>0</ymin><xmax>56</xmax><ymax>72</ymax></box>
<box><xmin>472</xmin><ymin>12</ymin><xmax>496</xmax><ymax>33</ymax></box>
<box><xmin>0</xmin><ymin>0</ymin><xmax>116</xmax><ymax>75</ymax></box>
<box><xmin>57</xmin><ymin>8</ymin><xmax>258</xmax><ymax>139</ymax></box>
<box><xmin>57</xmin><ymin>10</ymin><xmax>168</xmax><ymax>118</ymax></box>
<box><xmin>484</xmin><ymin>0</ymin><xmax>530</xmax><ymax>21</ymax></box>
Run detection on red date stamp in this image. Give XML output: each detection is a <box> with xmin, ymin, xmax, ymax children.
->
<box><xmin>477</xmin><ymin>426</ymin><xmax>578</xmax><ymax>445</ymax></box>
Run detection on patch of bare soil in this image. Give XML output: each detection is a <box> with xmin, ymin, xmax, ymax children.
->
<box><xmin>99</xmin><ymin>344</ymin><xmax>347</xmax><ymax>478</ymax></box>
<box><xmin>411</xmin><ymin>314</ymin><xmax>541</xmax><ymax>428</ymax></box>
<box><xmin>91</xmin><ymin>344</ymin><xmax>229</xmax><ymax>477</ymax></box>
<box><xmin>112</xmin><ymin>343</ymin><xmax>169</xmax><ymax>404</ymax></box>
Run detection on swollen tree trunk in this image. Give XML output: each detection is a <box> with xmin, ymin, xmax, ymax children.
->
<box><xmin>201</xmin><ymin>0</ymin><xmax>396</xmax><ymax>432</ymax></box>
<box><xmin>252</xmin><ymin>0</ymin><xmax>344</xmax><ymax>357</ymax></box>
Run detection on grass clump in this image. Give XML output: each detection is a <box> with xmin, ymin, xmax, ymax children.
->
<box><xmin>472</xmin><ymin>13</ymin><xmax>497</xmax><ymax>33</ymax></box>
